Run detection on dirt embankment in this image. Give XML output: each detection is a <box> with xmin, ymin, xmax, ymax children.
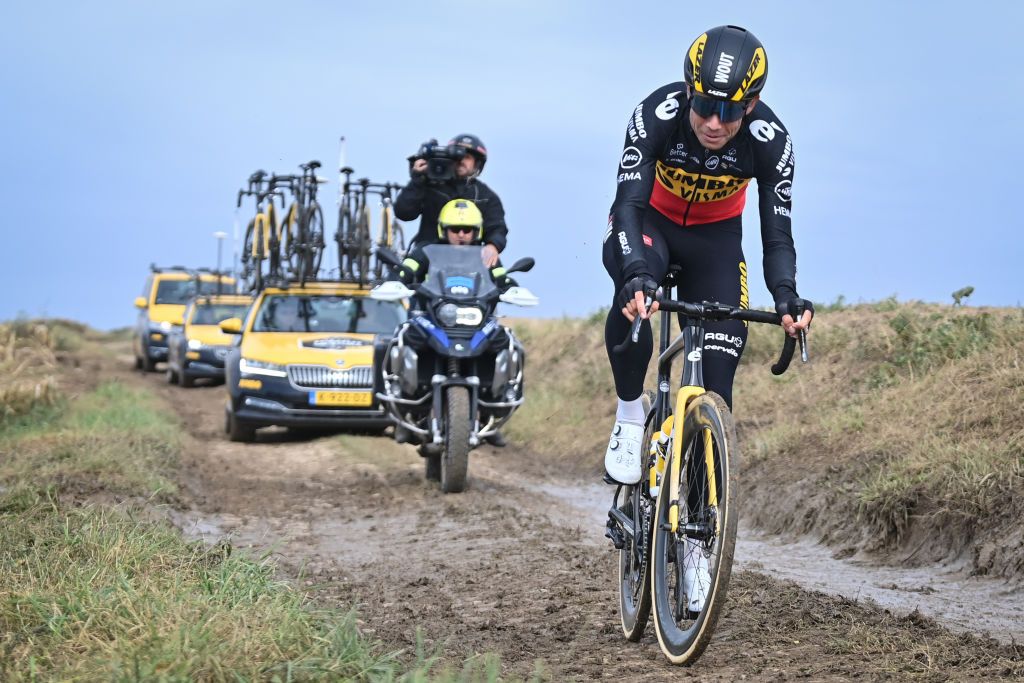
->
<box><xmin>106</xmin><ymin>326</ymin><xmax>1024</xmax><ymax>680</ymax></box>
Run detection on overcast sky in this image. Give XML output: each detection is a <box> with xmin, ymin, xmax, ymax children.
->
<box><xmin>3</xmin><ymin>1</ymin><xmax>1022</xmax><ymax>329</ymax></box>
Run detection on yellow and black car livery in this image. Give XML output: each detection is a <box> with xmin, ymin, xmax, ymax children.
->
<box><xmin>133</xmin><ymin>266</ymin><xmax>235</xmax><ymax>371</ymax></box>
<box><xmin>222</xmin><ymin>280</ymin><xmax>406</xmax><ymax>441</ymax></box>
<box><xmin>166</xmin><ymin>293</ymin><xmax>253</xmax><ymax>387</ymax></box>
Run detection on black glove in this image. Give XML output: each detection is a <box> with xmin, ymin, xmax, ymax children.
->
<box><xmin>495</xmin><ymin>274</ymin><xmax>518</xmax><ymax>292</ymax></box>
<box><xmin>777</xmin><ymin>297</ymin><xmax>814</xmax><ymax>324</ymax></box>
<box><xmin>616</xmin><ymin>274</ymin><xmax>658</xmax><ymax>310</ymax></box>
<box><xmin>397</xmin><ymin>265</ymin><xmax>416</xmax><ymax>285</ymax></box>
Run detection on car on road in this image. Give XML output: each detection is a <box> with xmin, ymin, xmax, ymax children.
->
<box><xmin>133</xmin><ymin>266</ymin><xmax>235</xmax><ymax>371</ymax></box>
<box><xmin>221</xmin><ymin>280</ymin><xmax>406</xmax><ymax>441</ymax></box>
<box><xmin>166</xmin><ymin>293</ymin><xmax>253</xmax><ymax>387</ymax></box>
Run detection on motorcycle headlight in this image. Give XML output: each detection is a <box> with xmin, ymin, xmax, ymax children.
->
<box><xmin>187</xmin><ymin>339</ymin><xmax>204</xmax><ymax>350</ymax></box>
<box><xmin>239</xmin><ymin>357</ymin><xmax>287</xmax><ymax>378</ymax></box>
<box><xmin>455</xmin><ymin>307</ymin><xmax>484</xmax><ymax>326</ymax></box>
<box><xmin>437</xmin><ymin>303</ymin><xmax>458</xmax><ymax>326</ymax></box>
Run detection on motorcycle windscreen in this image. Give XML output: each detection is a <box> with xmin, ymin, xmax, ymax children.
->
<box><xmin>419</xmin><ymin>245</ymin><xmax>498</xmax><ymax>302</ymax></box>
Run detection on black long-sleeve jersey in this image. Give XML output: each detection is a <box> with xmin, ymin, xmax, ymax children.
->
<box><xmin>608</xmin><ymin>82</ymin><xmax>799</xmax><ymax>308</ymax></box>
<box><xmin>394</xmin><ymin>176</ymin><xmax>508</xmax><ymax>252</ymax></box>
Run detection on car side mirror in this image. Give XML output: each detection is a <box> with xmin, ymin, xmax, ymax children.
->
<box><xmin>508</xmin><ymin>257</ymin><xmax>535</xmax><ymax>274</ymax></box>
<box><xmin>219</xmin><ymin>317</ymin><xmax>243</xmax><ymax>334</ymax></box>
<box><xmin>134</xmin><ymin>297</ymin><xmax>147</xmax><ymax>309</ymax></box>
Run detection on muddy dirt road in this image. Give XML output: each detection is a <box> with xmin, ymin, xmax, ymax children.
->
<box><xmin>116</xmin><ymin>357</ymin><xmax>1023</xmax><ymax>681</ymax></box>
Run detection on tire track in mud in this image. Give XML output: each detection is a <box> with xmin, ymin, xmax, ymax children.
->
<box><xmin>117</xmin><ymin>357</ymin><xmax>1023</xmax><ymax>681</ymax></box>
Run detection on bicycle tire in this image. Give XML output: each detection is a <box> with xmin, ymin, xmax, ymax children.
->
<box><xmin>650</xmin><ymin>391</ymin><xmax>738</xmax><ymax>665</ymax></box>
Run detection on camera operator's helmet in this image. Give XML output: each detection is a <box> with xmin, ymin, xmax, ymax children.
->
<box><xmin>448</xmin><ymin>134</ymin><xmax>488</xmax><ymax>172</ymax></box>
<box><xmin>437</xmin><ymin>199</ymin><xmax>484</xmax><ymax>240</ymax></box>
<box><xmin>684</xmin><ymin>25</ymin><xmax>767</xmax><ymax>102</ymax></box>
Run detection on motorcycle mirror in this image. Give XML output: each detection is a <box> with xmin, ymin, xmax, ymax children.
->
<box><xmin>498</xmin><ymin>286</ymin><xmax>539</xmax><ymax>307</ymax></box>
<box><xmin>507</xmin><ymin>257</ymin><xmax>535</xmax><ymax>273</ymax></box>
<box><xmin>375</xmin><ymin>246</ymin><xmax>402</xmax><ymax>267</ymax></box>
<box><xmin>370</xmin><ymin>281</ymin><xmax>415</xmax><ymax>301</ymax></box>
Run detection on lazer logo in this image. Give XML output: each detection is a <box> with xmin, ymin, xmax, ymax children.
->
<box><xmin>618</xmin><ymin>171</ymin><xmax>641</xmax><ymax>183</ymax></box>
<box><xmin>656</xmin><ymin>91</ymin><xmax>683</xmax><ymax>120</ymax></box>
<box><xmin>620</xmin><ymin>146</ymin><xmax>642</xmax><ymax>169</ymax></box>
<box><xmin>749</xmin><ymin>119</ymin><xmax>784</xmax><ymax>143</ymax></box>
<box><xmin>714</xmin><ymin>52</ymin><xmax>735</xmax><ymax>84</ymax></box>
<box><xmin>774</xmin><ymin>180</ymin><xmax>792</xmax><ymax>203</ymax></box>
<box><xmin>617</xmin><ymin>231</ymin><xmax>631</xmax><ymax>255</ymax></box>
<box><xmin>774</xmin><ymin>205</ymin><xmax>791</xmax><ymax>217</ymax></box>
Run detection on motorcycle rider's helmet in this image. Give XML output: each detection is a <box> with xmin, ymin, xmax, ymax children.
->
<box><xmin>437</xmin><ymin>198</ymin><xmax>484</xmax><ymax>241</ymax></box>
<box><xmin>448</xmin><ymin>134</ymin><xmax>488</xmax><ymax>173</ymax></box>
<box><xmin>683</xmin><ymin>25</ymin><xmax>767</xmax><ymax>109</ymax></box>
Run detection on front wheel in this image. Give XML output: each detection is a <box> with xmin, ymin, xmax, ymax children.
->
<box><xmin>440</xmin><ymin>386</ymin><xmax>470</xmax><ymax>493</ymax></box>
<box><xmin>651</xmin><ymin>392</ymin><xmax>738</xmax><ymax>665</ymax></box>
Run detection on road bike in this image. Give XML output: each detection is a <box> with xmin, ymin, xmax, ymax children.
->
<box><xmin>606</xmin><ymin>268</ymin><xmax>808</xmax><ymax>665</ymax></box>
<box><xmin>279</xmin><ymin>160</ymin><xmax>327</xmax><ymax>284</ymax></box>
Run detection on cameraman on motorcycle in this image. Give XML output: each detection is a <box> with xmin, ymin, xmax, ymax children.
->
<box><xmin>395</xmin><ymin>134</ymin><xmax>508</xmax><ymax>268</ymax></box>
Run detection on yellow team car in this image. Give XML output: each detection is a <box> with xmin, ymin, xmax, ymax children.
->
<box><xmin>166</xmin><ymin>293</ymin><xmax>253</xmax><ymax>387</ymax></box>
<box><xmin>133</xmin><ymin>266</ymin><xmax>235</xmax><ymax>371</ymax></box>
<box><xmin>221</xmin><ymin>280</ymin><xmax>407</xmax><ymax>442</ymax></box>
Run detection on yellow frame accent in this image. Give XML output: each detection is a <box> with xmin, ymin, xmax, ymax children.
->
<box><xmin>667</xmin><ymin>385</ymin><xmax>705</xmax><ymax>532</ymax></box>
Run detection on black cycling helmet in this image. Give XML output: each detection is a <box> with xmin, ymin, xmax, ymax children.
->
<box><xmin>683</xmin><ymin>25</ymin><xmax>767</xmax><ymax>102</ymax></box>
<box><xmin>448</xmin><ymin>133</ymin><xmax>488</xmax><ymax>172</ymax></box>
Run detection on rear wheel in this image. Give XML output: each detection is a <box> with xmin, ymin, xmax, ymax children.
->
<box><xmin>651</xmin><ymin>392</ymin><xmax>738</xmax><ymax>665</ymax></box>
<box><xmin>440</xmin><ymin>386</ymin><xmax>470</xmax><ymax>493</ymax></box>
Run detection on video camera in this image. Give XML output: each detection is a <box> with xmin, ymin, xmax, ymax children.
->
<box><xmin>409</xmin><ymin>138</ymin><xmax>467</xmax><ymax>183</ymax></box>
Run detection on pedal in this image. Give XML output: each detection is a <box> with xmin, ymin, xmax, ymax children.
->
<box><xmin>605</xmin><ymin>518</ymin><xmax>626</xmax><ymax>550</ymax></box>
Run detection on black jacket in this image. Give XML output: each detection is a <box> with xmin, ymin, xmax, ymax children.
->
<box><xmin>394</xmin><ymin>175</ymin><xmax>508</xmax><ymax>252</ymax></box>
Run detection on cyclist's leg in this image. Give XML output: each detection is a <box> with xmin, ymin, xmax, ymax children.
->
<box><xmin>601</xmin><ymin>210</ymin><xmax>669</xmax><ymax>483</ymax></box>
<box><xmin>667</xmin><ymin>216</ymin><xmax>747</xmax><ymax>409</ymax></box>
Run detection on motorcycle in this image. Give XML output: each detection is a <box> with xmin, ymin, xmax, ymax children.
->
<box><xmin>371</xmin><ymin>245</ymin><xmax>538</xmax><ymax>492</ymax></box>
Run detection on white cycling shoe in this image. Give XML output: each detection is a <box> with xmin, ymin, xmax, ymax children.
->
<box><xmin>604</xmin><ymin>420</ymin><xmax>645</xmax><ymax>485</ymax></box>
<box><xmin>682</xmin><ymin>539</ymin><xmax>711</xmax><ymax>613</ymax></box>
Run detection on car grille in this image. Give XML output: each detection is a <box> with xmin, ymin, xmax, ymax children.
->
<box><xmin>287</xmin><ymin>364</ymin><xmax>374</xmax><ymax>389</ymax></box>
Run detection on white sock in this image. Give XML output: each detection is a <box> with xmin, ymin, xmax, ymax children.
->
<box><xmin>616</xmin><ymin>397</ymin><xmax>645</xmax><ymax>424</ymax></box>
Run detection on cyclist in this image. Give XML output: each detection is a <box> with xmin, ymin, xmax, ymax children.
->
<box><xmin>395</xmin><ymin>134</ymin><xmax>508</xmax><ymax>268</ymax></box>
<box><xmin>602</xmin><ymin>26</ymin><xmax>813</xmax><ymax>493</ymax></box>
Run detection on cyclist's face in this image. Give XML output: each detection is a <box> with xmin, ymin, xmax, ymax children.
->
<box><xmin>688</xmin><ymin>93</ymin><xmax>758</xmax><ymax>150</ymax></box>
<box><xmin>455</xmin><ymin>154</ymin><xmax>478</xmax><ymax>178</ymax></box>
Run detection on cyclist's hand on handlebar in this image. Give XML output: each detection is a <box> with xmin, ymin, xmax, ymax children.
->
<box><xmin>778</xmin><ymin>298</ymin><xmax>814</xmax><ymax>337</ymax></box>
<box><xmin>618</xmin><ymin>274</ymin><xmax>660</xmax><ymax>322</ymax></box>
<box><xmin>480</xmin><ymin>244</ymin><xmax>499</xmax><ymax>268</ymax></box>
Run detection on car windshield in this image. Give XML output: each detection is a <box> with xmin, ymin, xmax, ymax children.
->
<box><xmin>154</xmin><ymin>278</ymin><xmax>232</xmax><ymax>304</ymax></box>
<box><xmin>253</xmin><ymin>295</ymin><xmax>406</xmax><ymax>334</ymax></box>
<box><xmin>192</xmin><ymin>303</ymin><xmax>250</xmax><ymax>325</ymax></box>
<box><xmin>418</xmin><ymin>245</ymin><xmax>497</xmax><ymax>300</ymax></box>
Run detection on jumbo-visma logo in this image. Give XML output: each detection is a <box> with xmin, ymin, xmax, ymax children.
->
<box><xmin>655</xmin><ymin>161</ymin><xmax>750</xmax><ymax>203</ymax></box>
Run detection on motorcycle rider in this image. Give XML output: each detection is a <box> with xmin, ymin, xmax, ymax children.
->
<box><xmin>602</xmin><ymin>25</ymin><xmax>814</xmax><ymax>611</ymax></box>
<box><xmin>397</xmin><ymin>199</ymin><xmax>516</xmax><ymax>292</ymax></box>
<box><xmin>394</xmin><ymin>134</ymin><xmax>508</xmax><ymax>268</ymax></box>
<box><xmin>393</xmin><ymin>198</ymin><xmax>516</xmax><ymax>448</ymax></box>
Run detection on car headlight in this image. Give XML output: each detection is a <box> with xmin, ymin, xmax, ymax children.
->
<box><xmin>187</xmin><ymin>339</ymin><xmax>204</xmax><ymax>350</ymax></box>
<box><xmin>436</xmin><ymin>303</ymin><xmax>458</xmax><ymax>326</ymax></box>
<box><xmin>455</xmin><ymin>307</ymin><xmax>484</xmax><ymax>326</ymax></box>
<box><xmin>239</xmin><ymin>357</ymin><xmax>287</xmax><ymax>378</ymax></box>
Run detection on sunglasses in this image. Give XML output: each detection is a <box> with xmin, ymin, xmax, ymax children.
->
<box><xmin>445</xmin><ymin>226</ymin><xmax>476</xmax><ymax>235</ymax></box>
<box><xmin>689</xmin><ymin>93</ymin><xmax>749</xmax><ymax>123</ymax></box>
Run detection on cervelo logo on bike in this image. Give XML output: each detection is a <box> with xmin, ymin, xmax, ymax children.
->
<box><xmin>620</xmin><ymin>147</ymin><xmax>643</xmax><ymax>169</ymax></box>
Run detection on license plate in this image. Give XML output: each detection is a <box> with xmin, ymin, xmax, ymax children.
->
<box><xmin>309</xmin><ymin>391</ymin><xmax>373</xmax><ymax>407</ymax></box>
